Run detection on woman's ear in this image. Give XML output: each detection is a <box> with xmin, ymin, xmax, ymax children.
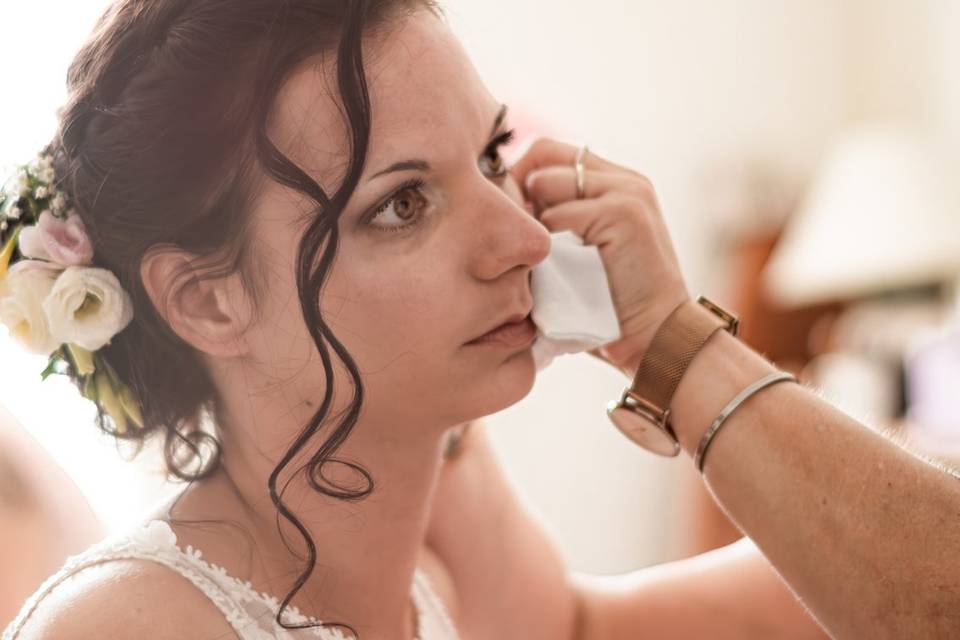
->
<box><xmin>139</xmin><ymin>245</ymin><xmax>253</xmax><ymax>358</ymax></box>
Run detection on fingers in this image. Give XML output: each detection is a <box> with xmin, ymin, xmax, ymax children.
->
<box><xmin>524</xmin><ymin>166</ymin><xmax>647</xmax><ymax>212</ymax></box>
<box><xmin>508</xmin><ymin>137</ymin><xmax>633</xmax><ymax>199</ymax></box>
<box><xmin>537</xmin><ymin>186</ymin><xmax>667</xmax><ymax>250</ymax></box>
<box><xmin>536</xmin><ymin>194</ymin><xmax>630</xmax><ymax>247</ymax></box>
<box><xmin>507</xmin><ymin>138</ymin><xmax>583</xmax><ymax>178</ymax></box>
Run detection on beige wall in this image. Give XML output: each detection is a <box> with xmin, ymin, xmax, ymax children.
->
<box><xmin>934</xmin><ymin>0</ymin><xmax>960</xmax><ymax>139</ymax></box>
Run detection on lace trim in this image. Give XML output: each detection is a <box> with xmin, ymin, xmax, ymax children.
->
<box><xmin>2</xmin><ymin>523</ymin><xmax>271</xmax><ymax>639</ymax></box>
<box><xmin>173</xmin><ymin>531</ymin><xmax>348</xmax><ymax>638</ymax></box>
<box><xmin>3</xmin><ymin>519</ymin><xmax>459</xmax><ymax>640</ymax></box>
<box><xmin>410</xmin><ymin>567</ymin><xmax>460</xmax><ymax>639</ymax></box>
<box><xmin>154</xmin><ymin>520</ymin><xmax>461</xmax><ymax>639</ymax></box>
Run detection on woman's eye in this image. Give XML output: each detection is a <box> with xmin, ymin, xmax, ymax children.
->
<box><xmin>480</xmin><ymin>128</ymin><xmax>516</xmax><ymax>179</ymax></box>
<box><xmin>365</xmin><ymin>180</ymin><xmax>427</xmax><ymax>232</ymax></box>
<box><xmin>481</xmin><ymin>151</ymin><xmax>507</xmax><ymax>177</ymax></box>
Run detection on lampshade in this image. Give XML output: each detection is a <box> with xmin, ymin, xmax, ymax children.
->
<box><xmin>763</xmin><ymin>125</ymin><xmax>960</xmax><ymax>307</ymax></box>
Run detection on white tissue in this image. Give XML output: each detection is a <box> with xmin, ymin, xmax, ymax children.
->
<box><xmin>530</xmin><ymin>230</ymin><xmax>621</xmax><ymax>370</ymax></box>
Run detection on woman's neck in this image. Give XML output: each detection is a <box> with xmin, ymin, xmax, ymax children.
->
<box><xmin>158</xmin><ymin>418</ymin><xmax>450</xmax><ymax>639</ymax></box>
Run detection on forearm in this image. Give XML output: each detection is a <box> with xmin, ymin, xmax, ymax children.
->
<box><xmin>572</xmin><ymin>538</ymin><xmax>827</xmax><ymax>640</ymax></box>
<box><xmin>665</xmin><ymin>329</ymin><xmax>960</xmax><ymax>637</ymax></box>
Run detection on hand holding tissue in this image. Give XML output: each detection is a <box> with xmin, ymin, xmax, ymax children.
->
<box><xmin>530</xmin><ymin>230</ymin><xmax>621</xmax><ymax>370</ymax></box>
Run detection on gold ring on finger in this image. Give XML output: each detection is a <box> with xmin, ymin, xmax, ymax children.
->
<box><xmin>575</xmin><ymin>145</ymin><xmax>589</xmax><ymax>199</ymax></box>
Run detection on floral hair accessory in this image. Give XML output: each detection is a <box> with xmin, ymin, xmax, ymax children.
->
<box><xmin>0</xmin><ymin>150</ymin><xmax>143</xmax><ymax>435</ymax></box>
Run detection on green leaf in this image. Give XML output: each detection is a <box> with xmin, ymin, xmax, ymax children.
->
<box><xmin>116</xmin><ymin>383</ymin><xmax>144</xmax><ymax>431</ymax></box>
<box><xmin>82</xmin><ymin>373</ymin><xmax>97</xmax><ymax>400</ymax></box>
<box><xmin>0</xmin><ymin>225</ymin><xmax>21</xmax><ymax>281</ymax></box>
<box><xmin>40</xmin><ymin>355</ymin><xmax>65</xmax><ymax>381</ymax></box>
<box><xmin>95</xmin><ymin>368</ymin><xmax>130</xmax><ymax>435</ymax></box>
<box><xmin>66</xmin><ymin>343</ymin><xmax>96</xmax><ymax>376</ymax></box>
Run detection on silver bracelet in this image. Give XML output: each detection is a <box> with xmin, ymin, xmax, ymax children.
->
<box><xmin>694</xmin><ymin>370</ymin><xmax>798</xmax><ymax>473</ymax></box>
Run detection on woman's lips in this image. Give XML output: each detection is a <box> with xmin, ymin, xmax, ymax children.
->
<box><xmin>466</xmin><ymin>314</ymin><xmax>537</xmax><ymax>348</ymax></box>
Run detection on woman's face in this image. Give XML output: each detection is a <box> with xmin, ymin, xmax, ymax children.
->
<box><xmin>240</xmin><ymin>10</ymin><xmax>552</xmax><ymax>435</ymax></box>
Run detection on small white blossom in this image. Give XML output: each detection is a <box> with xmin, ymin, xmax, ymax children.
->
<box><xmin>40</xmin><ymin>167</ymin><xmax>55</xmax><ymax>183</ymax></box>
<box><xmin>34</xmin><ymin>186</ymin><xmax>49</xmax><ymax>199</ymax></box>
<box><xmin>51</xmin><ymin>192</ymin><xmax>67</xmax><ymax>214</ymax></box>
<box><xmin>8</xmin><ymin>206</ymin><xmax>21</xmax><ymax>220</ymax></box>
<box><xmin>1</xmin><ymin>221</ymin><xmax>7</xmax><ymax>232</ymax></box>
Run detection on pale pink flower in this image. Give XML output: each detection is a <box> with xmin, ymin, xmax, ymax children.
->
<box><xmin>18</xmin><ymin>211</ymin><xmax>94</xmax><ymax>267</ymax></box>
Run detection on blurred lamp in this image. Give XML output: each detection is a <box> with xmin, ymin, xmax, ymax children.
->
<box><xmin>763</xmin><ymin>125</ymin><xmax>960</xmax><ymax>307</ymax></box>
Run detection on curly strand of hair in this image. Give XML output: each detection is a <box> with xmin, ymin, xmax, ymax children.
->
<box><xmin>253</xmin><ymin>1</ymin><xmax>379</xmax><ymax>634</ymax></box>
<box><xmin>163</xmin><ymin>421</ymin><xmax>222</xmax><ymax>483</ymax></box>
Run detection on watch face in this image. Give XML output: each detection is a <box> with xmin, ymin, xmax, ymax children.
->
<box><xmin>607</xmin><ymin>406</ymin><xmax>681</xmax><ymax>457</ymax></box>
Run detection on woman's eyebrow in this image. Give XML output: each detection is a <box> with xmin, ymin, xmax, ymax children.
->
<box><xmin>367</xmin><ymin>103</ymin><xmax>509</xmax><ymax>182</ymax></box>
<box><xmin>488</xmin><ymin>103</ymin><xmax>508</xmax><ymax>138</ymax></box>
<box><xmin>369</xmin><ymin>159</ymin><xmax>431</xmax><ymax>180</ymax></box>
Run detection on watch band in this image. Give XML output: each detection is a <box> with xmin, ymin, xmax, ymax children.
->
<box><xmin>633</xmin><ymin>296</ymin><xmax>738</xmax><ymax>414</ymax></box>
<box><xmin>605</xmin><ymin>295</ymin><xmax>740</xmax><ymax>456</ymax></box>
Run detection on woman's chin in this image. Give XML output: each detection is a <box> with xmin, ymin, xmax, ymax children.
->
<box><xmin>466</xmin><ymin>347</ymin><xmax>538</xmax><ymax>417</ymax></box>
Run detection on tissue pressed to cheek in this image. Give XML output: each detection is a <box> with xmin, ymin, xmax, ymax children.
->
<box><xmin>530</xmin><ymin>230</ymin><xmax>621</xmax><ymax>370</ymax></box>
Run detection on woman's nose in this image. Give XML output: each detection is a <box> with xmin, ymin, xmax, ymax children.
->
<box><xmin>468</xmin><ymin>176</ymin><xmax>551</xmax><ymax>282</ymax></box>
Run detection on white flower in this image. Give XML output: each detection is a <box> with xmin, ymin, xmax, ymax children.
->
<box><xmin>42</xmin><ymin>266</ymin><xmax>133</xmax><ymax>351</ymax></box>
<box><xmin>35</xmin><ymin>154</ymin><xmax>52</xmax><ymax>172</ymax></box>
<box><xmin>7</xmin><ymin>206</ymin><xmax>21</xmax><ymax>220</ymax></box>
<box><xmin>34</xmin><ymin>186</ymin><xmax>49</xmax><ymax>199</ymax></box>
<box><xmin>40</xmin><ymin>167</ymin><xmax>55</xmax><ymax>183</ymax></box>
<box><xmin>0</xmin><ymin>260</ymin><xmax>63</xmax><ymax>355</ymax></box>
<box><xmin>51</xmin><ymin>192</ymin><xmax>66</xmax><ymax>213</ymax></box>
<box><xmin>16</xmin><ymin>175</ymin><xmax>29</xmax><ymax>198</ymax></box>
<box><xmin>0</xmin><ymin>221</ymin><xmax>7</xmax><ymax>232</ymax></box>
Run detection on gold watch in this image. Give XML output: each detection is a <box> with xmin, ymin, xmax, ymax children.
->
<box><xmin>605</xmin><ymin>295</ymin><xmax>740</xmax><ymax>456</ymax></box>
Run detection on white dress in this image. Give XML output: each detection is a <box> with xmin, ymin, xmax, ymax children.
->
<box><xmin>2</xmin><ymin>519</ymin><xmax>460</xmax><ymax>640</ymax></box>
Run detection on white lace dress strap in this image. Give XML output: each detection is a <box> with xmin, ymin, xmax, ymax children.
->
<box><xmin>3</xmin><ymin>519</ymin><xmax>460</xmax><ymax>640</ymax></box>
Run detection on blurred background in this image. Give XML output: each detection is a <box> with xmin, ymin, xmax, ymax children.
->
<box><xmin>3</xmin><ymin>0</ymin><xmax>960</xmax><ymax>627</ymax></box>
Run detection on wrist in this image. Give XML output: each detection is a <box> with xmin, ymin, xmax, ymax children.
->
<box><xmin>606</xmin><ymin>295</ymin><xmax>737</xmax><ymax>457</ymax></box>
<box><xmin>612</xmin><ymin>293</ymin><xmax>693</xmax><ymax>377</ymax></box>
<box><xmin>669</xmin><ymin>328</ymin><xmax>779</xmax><ymax>455</ymax></box>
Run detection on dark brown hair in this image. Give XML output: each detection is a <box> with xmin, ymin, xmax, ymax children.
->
<box><xmin>49</xmin><ymin>0</ymin><xmax>440</xmax><ymax>634</ymax></box>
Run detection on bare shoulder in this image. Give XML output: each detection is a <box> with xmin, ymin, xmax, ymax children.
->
<box><xmin>14</xmin><ymin>558</ymin><xmax>238</xmax><ymax>640</ymax></box>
